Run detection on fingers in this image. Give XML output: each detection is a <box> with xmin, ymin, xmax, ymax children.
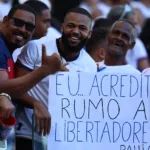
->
<box><xmin>0</xmin><ymin>106</ymin><xmax>14</xmax><ymax>119</ymax></box>
<box><xmin>60</xmin><ymin>62</ymin><xmax>69</xmax><ymax>72</ymax></box>
<box><xmin>44</xmin><ymin>115</ymin><xmax>51</xmax><ymax>136</ymax></box>
<box><xmin>63</xmin><ymin>62</ymin><xmax>69</xmax><ymax>66</ymax></box>
<box><xmin>5</xmin><ymin>109</ymin><xmax>11</xmax><ymax>119</ymax></box>
<box><xmin>44</xmin><ymin>119</ymin><xmax>48</xmax><ymax>136</ymax></box>
<box><xmin>34</xmin><ymin>101</ymin><xmax>51</xmax><ymax>136</ymax></box>
<box><xmin>35</xmin><ymin>119</ymin><xmax>39</xmax><ymax>133</ymax></box>
<box><xmin>39</xmin><ymin>119</ymin><xmax>44</xmax><ymax>136</ymax></box>
<box><xmin>35</xmin><ymin>117</ymin><xmax>51</xmax><ymax>136</ymax></box>
<box><xmin>47</xmin><ymin>116</ymin><xmax>51</xmax><ymax>134</ymax></box>
<box><xmin>42</xmin><ymin>44</ymin><xmax>46</xmax><ymax>63</ymax></box>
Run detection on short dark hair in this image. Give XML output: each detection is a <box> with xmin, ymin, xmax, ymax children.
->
<box><xmin>110</xmin><ymin>19</ymin><xmax>137</xmax><ymax>42</ymax></box>
<box><xmin>86</xmin><ymin>28</ymin><xmax>108</xmax><ymax>55</ymax></box>
<box><xmin>24</xmin><ymin>1</ymin><xmax>49</xmax><ymax>16</ymax></box>
<box><xmin>93</xmin><ymin>18</ymin><xmax>114</xmax><ymax>30</ymax></box>
<box><xmin>7</xmin><ymin>4</ymin><xmax>36</xmax><ymax>19</ymax></box>
<box><xmin>65</xmin><ymin>7</ymin><xmax>92</xmax><ymax>22</ymax></box>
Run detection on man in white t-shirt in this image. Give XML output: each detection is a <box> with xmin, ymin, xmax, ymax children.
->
<box><xmin>99</xmin><ymin>19</ymin><xmax>140</xmax><ymax>74</ymax></box>
<box><xmin>107</xmin><ymin>5</ymin><xmax>149</xmax><ymax>71</ymax></box>
<box><xmin>15</xmin><ymin>7</ymin><xmax>97</xmax><ymax>150</ymax></box>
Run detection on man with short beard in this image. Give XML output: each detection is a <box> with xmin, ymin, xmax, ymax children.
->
<box><xmin>15</xmin><ymin>7</ymin><xmax>97</xmax><ymax>150</ymax></box>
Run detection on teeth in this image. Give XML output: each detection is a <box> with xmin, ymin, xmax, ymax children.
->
<box><xmin>16</xmin><ymin>35</ymin><xmax>23</xmax><ymax>41</ymax></box>
<box><xmin>71</xmin><ymin>37</ymin><xmax>78</xmax><ymax>40</ymax></box>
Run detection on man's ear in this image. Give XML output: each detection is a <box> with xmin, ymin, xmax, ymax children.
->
<box><xmin>129</xmin><ymin>41</ymin><xmax>136</xmax><ymax>50</ymax></box>
<box><xmin>88</xmin><ymin>30</ymin><xmax>92</xmax><ymax>39</ymax></box>
<box><xmin>97</xmin><ymin>48</ymin><xmax>105</xmax><ymax>61</ymax></box>
<box><xmin>2</xmin><ymin>16</ymin><xmax>9</xmax><ymax>27</ymax></box>
<box><xmin>61</xmin><ymin>23</ymin><xmax>64</xmax><ymax>33</ymax></box>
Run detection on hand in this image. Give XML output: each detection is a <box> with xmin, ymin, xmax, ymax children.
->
<box><xmin>41</xmin><ymin>44</ymin><xmax>62</xmax><ymax>75</ymax></box>
<box><xmin>60</xmin><ymin>62</ymin><xmax>69</xmax><ymax>72</ymax></box>
<box><xmin>34</xmin><ymin>101</ymin><xmax>51</xmax><ymax>136</ymax></box>
<box><xmin>0</xmin><ymin>96</ymin><xmax>14</xmax><ymax>119</ymax></box>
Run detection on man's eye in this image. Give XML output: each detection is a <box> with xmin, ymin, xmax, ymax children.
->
<box><xmin>80</xmin><ymin>27</ymin><xmax>87</xmax><ymax>31</ymax></box>
<box><xmin>67</xmin><ymin>24</ymin><xmax>74</xmax><ymax>28</ymax></box>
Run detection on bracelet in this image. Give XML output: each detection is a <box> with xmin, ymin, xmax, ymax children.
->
<box><xmin>0</xmin><ymin>93</ymin><xmax>11</xmax><ymax>101</ymax></box>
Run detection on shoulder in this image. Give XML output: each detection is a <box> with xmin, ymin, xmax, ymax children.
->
<box><xmin>81</xmin><ymin>49</ymin><xmax>96</xmax><ymax>63</ymax></box>
<box><xmin>80</xmin><ymin>49</ymin><xmax>97</xmax><ymax>71</ymax></box>
<box><xmin>125</xmin><ymin>65</ymin><xmax>141</xmax><ymax>74</ymax></box>
<box><xmin>142</xmin><ymin>68</ymin><xmax>150</xmax><ymax>75</ymax></box>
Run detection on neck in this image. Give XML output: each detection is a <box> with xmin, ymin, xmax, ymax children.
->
<box><xmin>104</xmin><ymin>54</ymin><xmax>126</xmax><ymax>66</ymax></box>
<box><xmin>92</xmin><ymin>54</ymin><xmax>103</xmax><ymax>63</ymax></box>
<box><xmin>2</xmin><ymin>34</ymin><xmax>14</xmax><ymax>54</ymax></box>
<box><xmin>59</xmin><ymin>38</ymin><xmax>80</xmax><ymax>60</ymax></box>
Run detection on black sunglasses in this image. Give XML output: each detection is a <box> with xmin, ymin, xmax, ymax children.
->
<box><xmin>11</xmin><ymin>17</ymin><xmax>36</xmax><ymax>32</ymax></box>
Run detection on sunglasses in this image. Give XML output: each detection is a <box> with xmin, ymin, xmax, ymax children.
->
<box><xmin>11</xmin><ymin>17</ymin><xmax>36</xmax><ymax>32</ymax></box>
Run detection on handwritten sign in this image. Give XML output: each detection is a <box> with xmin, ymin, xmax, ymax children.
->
<box><xmin>48</xmin><ymin>72</ymin><xmax>150</xmax><ymax>150</ymax></box>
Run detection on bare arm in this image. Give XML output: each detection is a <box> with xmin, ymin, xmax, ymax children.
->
<box><xmin>15</xmin><ymin>51</ymin><xmax>52</xmax><ymax>136</ymax></box>
<box><xmin>0</xmin><ymin>46</ymin><xmax>62</xmax><ymax>99</ymax></box>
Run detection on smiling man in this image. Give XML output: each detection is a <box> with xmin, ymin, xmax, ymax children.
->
<box><xmin>98</xmin><ymin>19</ymin><xmax>140</xmax><ymax>73</ymax></box>
<box><xmin>105</xmin><ymin>19</ymin><xmax>136</xmax><ymax>65</ymax></box>
<box><xmin>15</xmin><ymin>7</ymin><xmax>97</xmax><ymax>150</ymax></box>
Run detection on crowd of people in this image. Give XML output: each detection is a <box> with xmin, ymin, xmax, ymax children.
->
<box><xmin>0</xmin><ymin>0</ymin><xmax>150</xmax><ymax>150</ymax></box>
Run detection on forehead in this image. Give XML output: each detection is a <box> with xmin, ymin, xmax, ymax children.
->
<box><xmin>112</xmin><ymin>21</ymin><xmax>133</xmax><ymax>34</ymax></box>
<box><xmin>64</xmin><ymin>12</ymin><xmax>91</xmax><ymax>28</ymax></box>
<box><xmin>41</xmin><ymin>9</ymin><xmax>50</xmax><ymax>18</ymax></box>
<box><xmin>13</xmin><ymin>9</ymin><xmax>35</xmax><ymax>24</ymax></box>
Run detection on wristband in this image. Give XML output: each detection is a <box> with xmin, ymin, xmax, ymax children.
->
<box><xmin>0</xmin><ymin>93</ymin><xmax>11</xmax><ymax>101</ymax></box>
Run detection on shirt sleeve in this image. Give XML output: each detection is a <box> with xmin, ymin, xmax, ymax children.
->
<box><xmin>0</xmin><ymin>45</ymin><xmax>8</xmax><ymax>71</ymax></box>
<box><xmin>16</xmin><ymin>41</ymin><xmax>40</xmax><ymax>72</ymax></box>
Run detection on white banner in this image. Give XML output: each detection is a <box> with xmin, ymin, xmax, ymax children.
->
<box><xmin>48</xmin><ymin>72</ymin><xmax>150</xmax><ymax>150</ymax></box>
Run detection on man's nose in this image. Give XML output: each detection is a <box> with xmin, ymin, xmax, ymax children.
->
<box><xmin>117</xmin><ymin>33</ymin><xmax>122</xmax><ymax>40</ymax></box>
<box><xmin>72</xmin><ymin>27</ymin><xmax>80</xmax><ymax>34</ymax></box>
<box><xmin>19</xmin><ymin>24</ymin><xmax>26</xmax><ymax>32</ymax></box>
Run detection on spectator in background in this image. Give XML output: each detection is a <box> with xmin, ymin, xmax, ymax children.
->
<box><xmin>107</xmin><ymin>4</ymin><xmax>149</xmax><ymax>71</ymax></box>
<box><xmin>79</xmin><ymin>0</ymin><xmax>102</xmax><ymax>20</ymax></box>
<box><xmin>131</xmin><ymin>0</ymin><xmax>150</xmax><ymax>21</ymax></box>
<box><xmin>51</xmin><ymin>0</ymin><xmax>81</xmax><ymax>31</ymax></box>
<box><xmin>86</xmin><ymin>28</ymin><xmax>108</xmax><ymax>70</ymax></box>
<box><xmin>140</xmin><ymin>18</ymin><xmax>150</xmax><ymax>61</ymax></box>
<box><xmin>0</xmin><ymin>0</ymin><xmax>12</xmax><ymax>22</ymax></box>
<box><xmin>93</xmin><ymin>18</ymin><xmax>114</xmax><ymax>30</ymax></box>
<box><xmin>24</xmin><ymin>0</ymin><xmax>51</xmax><ymax>40</ymax></box>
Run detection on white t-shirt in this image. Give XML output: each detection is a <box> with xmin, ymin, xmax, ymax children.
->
<box><xmin>142</xmin><ymin>68</ymin><xmax>150</xmax><ymax>75</ymax></box>
<box><xmin>15</xmin><ymin>38</ymin><xmax>97</xmax><ymax>143</ymax></box>
<box><xmin>131</xmin><ymin>1</ymin><xmax>150</xmax><ymax>19</ymax></box>
<box><xmin>79</xmin><ymin>2</ymin><xmax>111</xmax><ymax>18</ymax></box>
<box><xmin>97</xmin><ymin>2</ymin><xmax>111</xmax><ymax>18</ymax></box>
<box><xmin>0</xmin><ymin>1</ymin><xmax>11</xmax><ymax>21</ymax></box>
<box><xmin>98</xmin><ymin>63</ymin><xmax>140</xmax><ymax>74</ymax></box>
<box><xmin>13</xmin><ymin>27</ymin><xmax>61</xmax><ymax>62</ymax></box>
<box><xmin>126</xmin><ymin>38</ymin><xmax>148</xmax><ymax>69</ymax></box>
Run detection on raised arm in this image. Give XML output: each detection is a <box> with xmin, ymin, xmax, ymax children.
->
<box><xmin>0</xmin><ymin>45</ymin><xmax>62</xmax><ymax>99</ymax></box>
